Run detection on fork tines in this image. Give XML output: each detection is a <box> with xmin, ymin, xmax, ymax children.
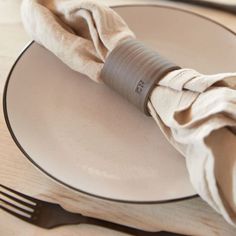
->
<box><xmin>0</xmin><ymin>184</ymin><xmax>37</xmax><ymax>221</ymax></box>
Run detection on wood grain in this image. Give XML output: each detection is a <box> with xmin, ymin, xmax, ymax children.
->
<box><xmin>1</xmin><ymin>1</ymin><xmax>236</xmax><ymax>235</ymax></box>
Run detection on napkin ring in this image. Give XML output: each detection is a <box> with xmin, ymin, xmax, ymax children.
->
<box><xmin>101</xmin><ymin>39</ymin><xmax>180</xmax><ymax>115</ymax></box>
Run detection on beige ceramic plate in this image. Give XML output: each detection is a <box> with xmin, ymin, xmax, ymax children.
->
<box><xmin>4</xmin><ymin>4</ymin><xmax>236</xmax><ymax>203</ymax></box>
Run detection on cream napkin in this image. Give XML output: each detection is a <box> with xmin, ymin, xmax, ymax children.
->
<box><xmin>21</xmin><ymin>0</ymin><xmax>236</xmax><ymax>227</ymax></box>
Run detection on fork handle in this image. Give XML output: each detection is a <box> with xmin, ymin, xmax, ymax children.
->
<box><xmin>82</xmin><ymin>216</ymin><xmax>186</xmax><ymax>236</ymax></box>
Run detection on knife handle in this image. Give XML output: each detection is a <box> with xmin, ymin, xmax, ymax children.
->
<box><xmin>167</xmin><ymin>0</ymin><xmax>236</xmax><ymax>15</ymax></box>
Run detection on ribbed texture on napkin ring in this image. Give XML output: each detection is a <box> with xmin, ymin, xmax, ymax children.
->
<box><xmin>101</xmin><ymin>39</ymin><xmax>180</xmax><ymax>115</ymax></box>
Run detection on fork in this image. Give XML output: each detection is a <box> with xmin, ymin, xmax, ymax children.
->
<box><xmin>0</xmin><ymin>184</ymin><xmax>186</xmax><ymax>236</ymax></box>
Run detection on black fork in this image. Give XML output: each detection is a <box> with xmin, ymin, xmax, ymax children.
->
<box><xmin>0</xmin><ymin>184</ymin><xmax>186</xmax><ymax>235</ymax></box>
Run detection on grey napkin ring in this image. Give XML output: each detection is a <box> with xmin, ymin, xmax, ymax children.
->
<box><xmin>101</xmin><ymin>39</ymin><xmax>181</xmax><ymax>115</ymax></box>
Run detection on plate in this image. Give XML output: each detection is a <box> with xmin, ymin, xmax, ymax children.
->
<box><xmin>4</xmin><ymin>4</ymin><xmax>236</xmax><ymax>203</ymax></box>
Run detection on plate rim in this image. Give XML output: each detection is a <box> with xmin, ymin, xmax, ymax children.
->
<box><xmin>4</xmin><ymin>3</ymin><xmax>233</xmax><ymax>204</ymax></box>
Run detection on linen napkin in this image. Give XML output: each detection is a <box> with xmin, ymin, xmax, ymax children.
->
<box><xmin>21</xmin><ymin>0</ymin><xmax>236</xmax><ymax>227</ymax></box>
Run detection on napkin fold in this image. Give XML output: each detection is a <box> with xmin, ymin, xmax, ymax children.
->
<box><xmin>21</xmin><ymin>0</ymin><xmax>135</xmax><ymax>81</ymax></box>
<box><xmin>21</xmin><ymin>0</ymin><xmax>236</xmax><ymax>228</ymax></box>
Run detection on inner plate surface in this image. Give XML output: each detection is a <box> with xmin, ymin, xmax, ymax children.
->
<box><xmin>5</xmin><ymin>5</ymin><xmax>236</xmax><ymax>202</ymax></box>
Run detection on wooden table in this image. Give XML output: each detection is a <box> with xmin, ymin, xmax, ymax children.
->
<box><xmin>1</xmin><ymin>1</ymin><xmax>236</xmax><ymax>235</ymax></box>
